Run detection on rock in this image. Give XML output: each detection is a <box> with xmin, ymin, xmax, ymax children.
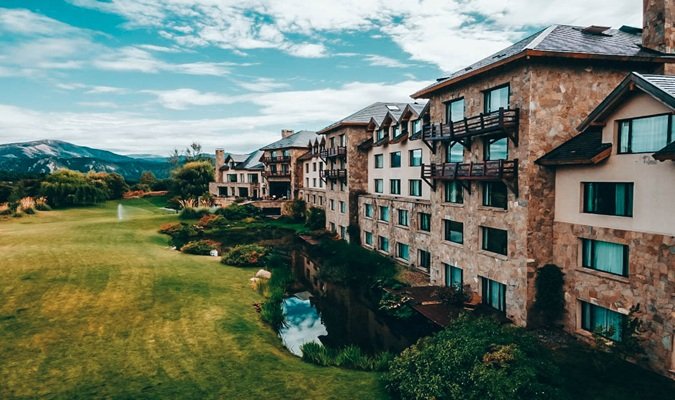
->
<box><xmin>255</xmin><ymin>269</ymin><xmax>272</xmax><ymax>279</ymax></box>
<box><xmin>209</xmin><ymin>249</ymin><xmax>219</xmax><ymax>257</ymax></box>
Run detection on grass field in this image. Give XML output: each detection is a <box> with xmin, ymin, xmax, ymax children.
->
<box><xmin>0</xmin><ymin>199</ymin><xmax>387</xmax><ymax>399</ymax></box>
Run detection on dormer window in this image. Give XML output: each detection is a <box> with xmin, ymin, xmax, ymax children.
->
<box><xmin>376</xmin><ymin>128</ymin><xmax>386</xmax><ymax>141</ymax></box>
<box><xmin>412</xmin><ymin>119</ymin><xmax>422</xmax><ymax>134</ymax></box>
<box><xmin>618</xmin><ymin>114</ymin><xmax>673</xmax><ymax>154</ymax></box>
<box><xmin>392</xmin><ymin>124</ymin><xmax>400</xmax><ymax>138</ymax></box>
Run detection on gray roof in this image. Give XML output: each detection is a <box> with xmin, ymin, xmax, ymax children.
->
<box><xmin>319</xmin><ymin>102</ymin><xmax>425</xmax><ymax>134</ymax></box>
<box><xmin>415</xmin><ymin>24</ymin><xmax>672</xmax><ymax>97</ymax></box>
<box><xmin>224</xmin><ymin>153</ymin><xmax>249</xmax><ymax>163</ymax></box>
<box><xmin>640</xmin><ymin>74</ymin><xmax>675</xmax><ymax>101</ymax></box>
<box><xmin>223</xmin><ymin>150</ymin><xmax>264</xmax><ymax>170</ymax></box>
<box><xmin>260</xmin><ymin>130</ymin><xmax>319</xmax><ymax>150</ymax></box>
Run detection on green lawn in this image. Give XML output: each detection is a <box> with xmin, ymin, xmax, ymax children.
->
<box><xmin>0</xmin><ymin>199</ymin><xmax>387</xmax><ymax>399</ymax></box>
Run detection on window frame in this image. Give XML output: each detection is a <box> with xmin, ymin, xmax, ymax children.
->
<box><xmin>379</xmin><ymin>206</ymin><xmax>390</xmax><ymax>222</ymax></box>
<box><xmin>445</xmin><ymin>97</ymin><xmax>465</xmax><ymax>124</ymax></box>
<box><xmin>444</xmin><ymin>181</ymin><xmax>464</xmax><ymax>204</ymax></box>
<box><xmin>481</xmin><ymin>277</ymin><xmax>506</xmax><ymax>313</ymax></box>
<box><xmin>374</xmin><ymin>179</ymin><xmax>384</xmax><ymax>193</ymax></box>
<box><xmin>445</xmin><ymin>264</ymin><xmax>463</xmax><ymax>289</ymax></box>
<box><xmin>397</xmin><ymin>209</ymin><xmax>409</xmax><ymax>227</ymax></box>
<box><xmin>483</xmin><ymin>83</ymin><xmax>510</xmax><ymax>114</ymax></box>
<box><xmin>378</xmin><ymin>236</ymin><xmax>389</xmax><ymax>252</ymax></box>
<box><xmin>617</xmin><ymin>113</ymin><xmax>673</xmax><ymax>154</ymax></box>
<box><xmin>582</xmin><ymin>182</ymin><xmax>633</xmax><ymax>217</ymax></box>
<box><xmin>390</xmin><ymin>151</ymin><xmax>402</xmax><ymax>168</ymax></box>
<box><xmin>397</xmin><ymin>242</ymin><xmax>410</xmax><ymax>261</ymax></box>
<box><xmin>390</xmin><ymin>179</ymin><xmax>401</xmax><ymax>195</ymax></box>
<box><xmin>409</xmin><ymin>179</ymin><xmax>422</xmax><ymax>197</ymax></box>
<box><xmin>374</xmin><ymin>154</ymin><xmax>384</xmax><ymax>169</ymax></box>
<box><xmin>482</xmin><ymin>181</ymin><xmax>508</xmax><ymax>209</ymax></box>
<box><xmin>418</xmin><ymin>212</ymin><xmax>431</xmax><ymax>232</ymax></box>
<box><xmin>481</xmin><ymin>226</ymin><xmax>508</xmax><ymax>256</ymax></box>
<box><xmin>418</xmin><ymin>249</ymin><xmax>432</xmax><ymax>271</ymax></box>
<box><xmin>409</xmin><ymin>149</ymin><xmax>423</xmax><ymax>166</ymax></box>
<box><xmin>444</xmin><ymin>219</ymin><xmax>464</xmax><ymax>244</ymax></box>
<box><xmin>581</xmin><ymin>238</ymin><xmax>629</xmax><ymax>277</ymax></box>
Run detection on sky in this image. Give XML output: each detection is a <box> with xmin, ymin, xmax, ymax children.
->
<box><xmin>0</xmin><ymin>0</ymin><xmax>641</xmax><ymax>156</ymax></box>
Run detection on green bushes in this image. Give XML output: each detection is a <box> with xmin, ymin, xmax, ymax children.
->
<box><xmin>532</xmin><ymin>264</ymin><xmax>565</xmax><ymax>327</ymax></box>
<box><xmin>40</xmin><ymin>169</ymin><xmax>119</xmax><ymax>208</ymax></box>
<box><xmin>260</xmin><ymin>287</ymin><xmax>285</xmax><ymax>329</ymax></box>
<box><xmin>384</xmin><ymin>316</ymin><xmax>565</xmax><ymax>400</ymax></box>
<box><xmin>284</xmin><ymin>199</ymin><xmax>306</xmax><ymax>221</ymax></box>
<box><xmin>166</xmin><ymin>223</ymin><xmax>200</xmax><ymax>249</ymax></box>
<box><xmin>305</xmin><ymin>207</ymin><xmax>326</xmax><ymax>230</ymax></box>
<box><xmin>300</xmin><ymin>343</ymin><xmax>393</xmax><ymax>371</ymax></box>
<box><xmin>181</xmin><ymin>240</ymin><xmax>219</xmax><ymax>255</ymax></box>
<box><xmin>171</xmin><ymin>161</ymin><xmax>214</xmax><ymax>199</ymax></box>
<box><xmin>214</xmin><ymin>203</ymin><xmax>261</xmax><ymax>220</ymax></box>
<box><xmin>179</xmin><ymin>207</ymin><xmax>210</xmax><ymax>220</ymax></box>
<box><xmin>221</xmin><ymin>244</ymin><xmax>269</xmax><ymax>267</ymax></box>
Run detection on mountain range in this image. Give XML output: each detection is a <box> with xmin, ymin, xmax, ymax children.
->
<box><xmin>0</xmin><ymin>140</ymin><xmax>174</xmax><ymax>180</ymax></box>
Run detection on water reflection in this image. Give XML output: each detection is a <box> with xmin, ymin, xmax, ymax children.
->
<box><xmin>279</xmin><ymin>296</ymin><xmax>327</xmax><ymax>356</ymax></box>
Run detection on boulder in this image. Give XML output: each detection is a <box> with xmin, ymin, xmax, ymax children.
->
<box><xmin>255</xmin><ymin>269</ymin><xmax>272</xmax><ymax>279</ymax></box>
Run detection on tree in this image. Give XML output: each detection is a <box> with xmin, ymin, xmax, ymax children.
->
<box><xmin>40</xmin><ymin>169</ymin><xmax>109</xmax><ymax>208</ymax></box>
<box><xmin>168</xmin><ymin>149</ymin><xmax>181</xmax><ymax>167</ymax></box>
<box><xmin>102</xmin><ymin>173</ymin><xmax>128</xmax><ymax>199</ymax></box>
<box><xmin>171</xmin><ymin>161</ymin><xmax>214</xmax><ymax>200</ymax></box>
<box><xmin>532</xmin><ymin>264</ymin><xmax>565</xmax><ymax>327</ymax></box>
<box><xmin>139</xmin><ymin>171</ymin><xmax>157</xmax><ymax>187</ymax></box>
<box><xmin>185</xmin><ymin>142</ymin><xmax>203</xmax><ymax>162</ymax></box>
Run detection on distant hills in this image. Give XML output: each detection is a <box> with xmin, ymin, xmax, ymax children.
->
<box><xmin>0</xmin><ymin>140</ymin><xmax>174</xmax><ymax>180</ymax></box>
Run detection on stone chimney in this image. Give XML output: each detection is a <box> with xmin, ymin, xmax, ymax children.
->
<box><xmin>642</xmin><ymin>0</ymin><xmax>674</xmax><ymax>53</ymax></box>
<box><xmin>215</xmin><ymin>149</ymin><xmax>225</xmax><ymax>182</ymax></box>
<box><xmin>281</xmin><ymin>129</ymin><xmax>294</xmax><ymax>138</ymax></box>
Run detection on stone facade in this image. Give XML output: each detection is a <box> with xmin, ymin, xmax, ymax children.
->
<box><xmin>261</xmin><ymin>146</ymin><xmax>307</xmax><ymax>200</ymax></box>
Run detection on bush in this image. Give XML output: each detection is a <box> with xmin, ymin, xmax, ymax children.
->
<box><xmin>384</xmin><ymin>316</ymin><xmax>565</xmax><ymax>400</ymax></box>
<box><xmin>305</xmin><ymin>207</ymin><xmax>325</xmax><ymax>230</ymax></box>
<box><xmin>40</xmin><ymin>169</ymin><xmax>111</xmax><ymax>208</ymax></box>
<box><xmin>301</xmin><ymin>342</ymin><xmax>332</xmax><ymax>366</ymax></box>
<box><xmin>171</xmin><ymin>161</ymin><xmax>214</xmax><ymax>199</ymax></box>
<box><xmin>379</xmin><ymin>292</ymin><xmax>415</xmax><ymax>319</ymax></box>
<box><xmin>165</xmin><ymin>223</ymin><xmax>200</xmax><ymax>249</ymax></box>
<box><xmin>214</xmin><ymin>203</ymin><xmax>261</xmax><ymax>220</ymax></box>
<box><xmin>22</xmin><ymin>207</ymin><xmax>35</xmax><ymax>215</ymax></box>
<box><xmin>221</xmin><ymin>244</ymin><xmax>269</xmax><ymax>267</ymax></box>
<box><xmin>181</xmin><ymin>239</ymin><xmax>219</xmax><ymax>255</ymax></box>
<box><xmin>35</xmin><ymin>203</ymin><xmax>51</xmax><ymax>211</ymax></box>
<box><xmin>158</xmin><ymin>222</ymin><xmax>182</xmax><ymax>235</ymax></box>
<box><xmin>300</xmin><ymin>343</ymin><xmax>393</xmax><ymax>372</ymax></box>
<box><xmin>532</xmin><ymin>264</ymin><xmax>565</xmax><ymax>327</ymax></box>
<box><xmin>260</xmin><ymin>287</ymin><xmax>285</xmax><ymax>329</ymax></box>
<box><xmin>284</xmin><ymin>199</ymin><xmax>306</xmax><ymax>221</ymax></box>
<box><xmin>179</xmin><ymin>207</ymin><xmax>210</xmax><ymax>220</ymax></box>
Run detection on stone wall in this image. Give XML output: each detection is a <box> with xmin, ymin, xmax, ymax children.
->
<box><xmin>553</xmin><ymin>221</ymin><xmax>674</xmax><ymax>376</ymax></box>
<box><xmin>299</xmin><ymin>188</ymin><xmax>326</xmax><ymax>209</ymax></box>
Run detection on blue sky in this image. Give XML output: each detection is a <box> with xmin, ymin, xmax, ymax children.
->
<box><xmin>0</xmin><ymin>0</ymin><xmax>640</xmax><ymax>155</ymax></box>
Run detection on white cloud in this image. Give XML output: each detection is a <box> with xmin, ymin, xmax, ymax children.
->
<box><xmin>236</xmin><ymin>78</ymin><xmax>290</xmax><ymax>92</ymax></box>
<box><xmin>143</xmin><ymin>88</ymin><xmax>235</xmax><ymax>110</ymax></box>
<box><xmin>363</xmin><ymin>55</ymin><xmax>411</xmax><ymax>68</ymax></box>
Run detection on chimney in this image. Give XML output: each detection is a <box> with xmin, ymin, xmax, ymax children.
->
<box><xmin>281</xmin><ymin>129</ymin><xmax>294</xmax><ymax>138</ymax></box>
<box><xmin>642</xmin><ymin>0</ymin><xmax>674</xmax><ymax>54</ymax></box>
<box><xmin>215</xmin><ymin>149</ymin><xmax>225</xmax><ymax>182</ymax></box>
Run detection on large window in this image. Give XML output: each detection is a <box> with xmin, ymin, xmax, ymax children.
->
<box><xmin>409</xmin><ymin>149</ymin><xmax>422</xmax><ymax>166</ymax></box>
<box><xmin>378</xmin><ymin>236</ymin><xmax>389</xmax><ymax>252</ymax></box>
<box><xmin>409</xmin><ymin>180</ymin><xmax>422</xmax><ymax>197</ymax></box>
<box><xmin>481</xmin><ymin>277</ymin><xmax>506</xmax><ymax>313</ymax></box>
<box><xmin>374</xmin><ymin>179</ymin><xmax>384</xmax><ymax>193</ymax></box>
<box><xmin>379</xmin><ymin>206</ymin><xmax>390</xmax><ymax>222</ymax></box>
<box><xmin>397</xmin><ymin>243</ymin><xmax>410</xmax><ymax>261</ymax></box>
<box><xmin>364</xmin><ymin>231</ymin><xmax>373</xmax><ymax>246</ymax></box>
<box><xmin>390</xmin><ymin>152</ymin><xmax>401</xmax><ymax>168</ymax></box>
<box><xmin>583</xmin><ymin>182</ymin><xmax>633</xmax><ymax>217</ymax></box>
<box><xmin>376</xmin><ymin>128</ymin><xmax>386</xmax><ymax>142</ymax></box>
<box><xmin>619</xmin><ymin>114</ymin><xmax>673</xmax><ymax>154</ymax></box>
<box><xmin>444</xmin><ymin>219</ymin><xmax>464</xmax><ymax>244</ymax></box>
<box><xmin>419</xmin><ymin>212</ymin><xmax>431</xmax><ymax>232</ymax></box>
<box><xmin>482</xmin><ymin>226</ymin><xmax>508</xmax><ymax>255</ymax></box>
<box><xmin>228</xmin><ymin>174</ymin><xmax>237</xmax><ymax>183</ymax></box>
<box><xmin>398</xmin><ymin>209</ymin><xmax>409</xmax><ymax>226</ymax></box>
<box><xmin>581</xmin><ymin>239</ymin><xmax>628</xmax><ymax>277</ymax></box>
<box><xmin>445</xmin><ymin>264</ymin><xmax>463</xmax><ymax>289</ymax></box>
<box><xmin>581</xmin><ymin>301</ymin><xmax>624</xmax><ymax>341</ymax></box>
<box><xmin>484</xmin><ymin>84</ymin><xmax>510</xmax><ymax>113</ymax></box>
<box><xmin>482</xmin><ymin>182</ymin><xmax>508</xmax><ymax>209</ymax></box>
<box><xmin>364</xmin><ymin>203</ymin><xmax>373</xmax><ymax>218</ymax></box>
<box><xmin>444</xmin><ymin>181</ymin><xmax>463</xmax><ymax>204</ymax></box>
<box><xmin>412</xmin><ymin>119</ymin><xmax>422</xmax><ymax>135</ymax></box>
<box><xmin>484</xmin><ymin>137</ymin><xmax>508</xmax><ymax>160</ymax></box>
<box><xmin>446</xmin><ymin>142</ymin><xmax>464</xmax><ymax>163</ymax></box>
<box><xmin>390</xmin><ymin>179</ymin><xmax>401</xmax><ymax>195</ymax></box>
<box><xmin>446</xmin><ymin>98</ymin><xmax>465</xmax><ymax>123</ymax></box>
<box><xmin>419</xmin><ymin>250</ymin><xmax>431</xmax><ymax>271</ymax></box>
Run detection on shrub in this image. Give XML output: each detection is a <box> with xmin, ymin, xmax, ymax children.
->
<box><xmin>301</xmin><ymin>342</ymin><xmax>333</xmax><ymax>366</ymax></box>
<box><xmin>179</xmin><ymin>207</ymin><xmax>210</xmax><ymax>220</ymax></box>
<box><xmin>40</xmin><ymin>169</ymin><xmax>110</xmax><ymax>208</ymax></box>
<box><xmin>22</xmin><ymin>207</ymin><xmax>35</xmax><ymax>215</ymax></box>
<box><xmin>166</xmin><ymin>223</ymin><xmax>200</xmax><ymax>249</ymax></box>
<box><xmin>171</xmin><ymin>161</ymin><xmax>214</xmax><ymax>199</ymax></box>
<box><xmin>260</xmin><ymin>287</ymin><xmax>285</xmax><ymax>329</ymax></box>
<box><xmin>284</xmin><ymin>199</ymin><xmax>306</xmax><ymax>221</ymax></box>
<box><xmin>221</xmin><ymin>244</ymin><xmax>269</xmax><ymax>267</ymax></box>
<box><xmin>300</xmin><ymin>343</ymin><xmax>394</xmax><ymax>372</ymax></box>
<box><xmin>384</xmin><ymin>316</ymin><xmax>565</xmax><ymax>400</ymax></box>
<box><xmin>379</xmin><ymin>292</ymin><xmax>415</xmax><ymax>319</ymax></box>
<box><xmin>532</xmin><ymin>264</ymin><xmax>565</xmax><ymax>327</ymax></box>
<box><xmin>34</xmin><ymin>197</ymin><xmax>51</xmax><ymax>211</ymax></box>
<box><xmin>181</xmin><ymin>239</ymin><xmax>219</xmax><ymax>255</ymax></box>
<box><xmin>305</xmin><ymin>207</ymin><xmax>325</xmax><ymax>230</ymax></box>
<box><xmin>214</xmin><ymin>203</ymin><xmax>261</xmax><ymax>220</ymax></box>
<box><xmin>158</xmin><ymin>222</ymin><xmax>182</xmax><ymax>235</ymax></box>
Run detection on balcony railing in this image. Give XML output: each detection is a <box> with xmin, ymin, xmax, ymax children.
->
<box><xmin>320</xmin><ymin>168</ymin><xmax>347</xmax><ymax>181</ymax></box>
<box><xmin>320</xmin><ymin>146</ymin><xmax>347</xmax><ymax>159</ymax></box>
<box><xmin>422</xmin><ymin>108</ymin><xmax>519</xmax><ymax>147</ymax></box>
<box><xmin>261</xmin><ymin>155</ymin><xmax>291</xmax><ymax>163</ymax></box>
<box><xmin>421</xmin><ymin>159</ymin><xmax>518</xmax><ymax>196</ymax></box>
<box><xmin>263</xmin><ymin>170</ymin><xmax>291</xmax><ymax>178</ymax></box>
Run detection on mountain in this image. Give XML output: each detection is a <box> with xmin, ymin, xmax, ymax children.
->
<box><xmin>0</xmin><ymin>140</ymin><xmax>172</xmax><ymax>180</ymax></box>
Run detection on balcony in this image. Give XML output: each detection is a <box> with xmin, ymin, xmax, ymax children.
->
<box><xmin>422</xmin><ymin>108</ymin><xmax>519</xmax><ymax>152</ymax></box>
<box><xmin>320</xmin><ymin>168</ymin><xmax>347</xmax><ymax>181</ymax></box>
<box><xmin>261</xmin><ymin>155</ymin><xmax>291</xmax><ymax>163</ymax></box>
<box><xmin>421</xmin><ymin>159</ymin><xmax>518</xmax><ymax>196</ymax></box>
<box><xmin>320</xmin><ymin>146</ymin><xmax>347</xmax><ymax>159</ymax></box>
<box><xmin>263</xmin><ymin>170</ymin><xmax>291</xmax><ymax>178</ymax></box>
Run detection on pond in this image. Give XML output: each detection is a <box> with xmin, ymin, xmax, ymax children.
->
<box><xmin>278</xmin><ymin>250</ymin><xmax>439</xmax><ymax>356</ymax></box>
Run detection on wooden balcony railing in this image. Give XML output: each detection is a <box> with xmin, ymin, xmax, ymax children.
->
<box><xmin>422</xmin><ymin>108</ymin><xmax>519</xmax><ymax>150</ymax></box>
<box><xmin>263</xmin><ymin>170</ymin><xmax>291</xmax><ymax>178</ymax></box>
<box><xmin>320</xmin><ymin>146</ymin><xmax>347</xmax><ymax>159</ymax></box>
<box><xmin>421</xmin><ymin>159</ymin><xmax>518</xmax><ymax>196</ymax></box>
<box><xmin>320</xmin><ymin>168</ymin><xmax>347</xmax><ymax>181</ymax></box>
<box><xmin>261</xmin><ymin>155</ymin><xmax>291</xmax><ymax>163</ymax></box>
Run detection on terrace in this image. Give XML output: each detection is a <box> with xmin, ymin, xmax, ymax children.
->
<box><xmin>421</xmin><ymin>159</ymin><xmax>519</xmax><ymax>196</ymax></box>
<box><xmin>261</xmin><ymin>155</ymin><xmax>292</xmax><ymax>163</ymax></box>
<box><xmin>320</xmin><ymin>146</ymin><xmax>347</xmax><ymax>160</ymax></box>
<box><xmin>320</xmin><ymin>168</ymin><xmax>347</xmax><ymax>181</ymax></box>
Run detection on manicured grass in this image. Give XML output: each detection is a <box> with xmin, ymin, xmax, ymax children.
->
<box><xmin>0</xmin><ymin>199</ymin><xmax>387</xmax><ymax>399</ymax></box>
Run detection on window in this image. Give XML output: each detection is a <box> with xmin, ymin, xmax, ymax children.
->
<box><xmin>339</xmin><ymin>134</ymin><xmax>346</xmax><ymax>146</ymax></box>
<box><xmin>378</xmin><ymin>236</ymin><xmax>390</xmax><ymax>252</ymax></box>
<box><xmin>484</xmin><ymin>85</ymin><xmax>510</xmax><ymax>113</ymax></box>
<box><xmin>484</xmin><ymin>137</ymin><xmax>508</xmax><ymax>160</ymax></box>
<box><xmin>444</xmin><ymin>181</ymin><xmax>463</xmax><ymax>204</ymax></box>
<box><xmin>340</xmin><ymin>226</ymin><xmax>347</xmax><ymax>240</ymax></box>
<box><xmin>446</xmin><ymin>142</ymin><xmax>464</xmax><ymax>163</ymax></box>
<box><xmin>481</xmin><ymin>277</ymin><xmax>506</xmax><ymax>313</ymax></box>
<box><xmin>409</xmin><ymin>149</ymin><xmax>422</xmax><ymax>166</ymax></box>
<box><xmin>619</xmin><ymin>114</ymin><xmax>673</xmax><ymax>154</ymax></box>
<box><xmin>379</xmin><ymin>206</ymin><xmax>390</xmax><ymax>222</ymax></box>
<box><xmin>339</xmin><ymin>201</ymin><xmax>346</xmax><ymax>213</ymax></box>
<box><xmin>390</xmin><ymin>179</ymin><xmax>401</xmax><ymax>195</ymax></box>
<box><xmin>376</xmin><ymin>128</ymin><xmax>386</xmax><ymax>141</ymax></box>
<box><xmin>374</xmin><ymin>179</ymin><xmax>384</xmax><ymax>193</ymax></box>
<box><xmin>306</xmin><ymin>178</ymin><xmax>309</xmax><ymax>187</ymax></box>
<box><xmin>397</xmin><ymin>209</ymin><xmax>409</xmax><ymax>226</ymax></box>
<box><xmin>364</xmin><ymin>203</ymin><xmax>373</xmax><ymax>218</ymax></box>
<box><xmin>330</xmin><ymin>199</ymin><xmax>335</xmax><ymax>210</ymax></box>
<box><xmin>364</xmin><ymin>231</ymin><xmax>373</xmax><ymax>246</ymax></box>
<box><xmin>397</xmin><ymin>243</ymin><xmax>410</xmax><ymax>261</ymax></box>
<box><xmin>409</xmin><ymin>180</ymin><xmax>422</xmax><ymax>197</ymax></box>
<box><xmin>446</xmin><ymin>98</ymin><xmax>465</xmax><ymax>123</ymax></box>
<box><xmin>228</xmin><ymin>174</ymin><xmax>237</xmax><ymax>183</ymax></box>
<box><xmin>445</xmin><ymin>264</ymin><xmax>463</xmax><ymax>289</ymax></box>
<box><xmin>412</xmin><ymin>119</ymin><xmax>422</xmax><ymax>135</ymax></box>
<box><xmin>283</xmin><ymin>149</ymin><xmax>290</xmax><ymax>157</ymax></box>
<box><xmin>313</xmin><ymin>178</ymin><xmax>317</xmax><ymax>187</ymax></box>
<box><xmin>482</xmin><ymin>182</ymin><xmax>508</xmax><ymax>209</ymax></box>
<box><xmin>482</xmin><ymin>227</ymin><xmax>508</xmax><ymax>255</ymax></box>
<box><xmin>582</xmin><ymin>239</ymin><xmax>628</xmax><ymax>277</ymax></box>
<box><xmin>581</xmin><ymin>301</ymin><xmax>625</xmax><ymax>341</ymax></box>
<box><xmin>390</xmin><ymin>152</ymin><xmax>401</xmax><ymax>168</ymax></box>
<box><xmin>330</xmin><ymin>222</ymin><xmax>336</xmax><ymax>233</ymax></box>
<box><xmin>419</xmin><ymin>250</ymin><xmax>431</xmax><ymax>271</ymax></box>
<box><xmin>393</xmin><ymin>124</ymin><xmax>401</xmax><ymax>138</ymax></box>
<box><xmin>319</xmin><ymin>196</ymin><xmax>323</xmax><ymax>205</ymax></box>
<box><xmin>248</xmin><ymin>174</ymin><xmax>258</xmax><ymax>183</ymax></box>
<box><xmin>583</xmin><ymin>182</ymin><xmax>633</xmax><ymax>217</ymax></box>
<box><xmin>374</xmin><ymin>154</ymin><xmax>383</xmax><ymax>168</ymax></box>
<box><xmin>305</xmin><ymin>164</ymin><xmax>309</xmax><ymax>173</ymax></box>
<box><xmin>313</xmin><ymin>162</ymin><xmax>317</xmax><ymax>172</ymax></box>
<box><xmin>444</xmin><ymin>219</ymin><xmax>463</xmax><ymax>244</ymax></box>
<box><xmin>419</xmin><ymin>213</ymin><xmax>431</xmax><ymax>232</ymax></box>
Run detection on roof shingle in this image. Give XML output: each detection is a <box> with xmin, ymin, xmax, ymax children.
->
<box><xmin>536</xmin><ymin>130</ymin><xmax>612</xmax><ymax>166</ymax></box>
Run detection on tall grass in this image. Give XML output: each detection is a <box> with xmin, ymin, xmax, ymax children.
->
<box><xmin>300</xmin><ymin>343</ymin><xmax>393</xmax><ymax>372</ymax></box>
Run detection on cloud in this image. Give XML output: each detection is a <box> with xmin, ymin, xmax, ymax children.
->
<box><xmin>0</xmin><ymin>8</ymin><xmax>83</xmax><ymax>36</ymax></box>
<box><xmin>363</xmin><ymin>55</ymin><xmax>411</xmax><ymax>68</ymax></box>
<box><xmin>236</xmin><ymin>78</ymin><xmax>290</xmax><ymax>92</ymax></box>
<box><xmin>143</xmin><ymin>88</ymin><xmax>235</xmax><ymax>110</ymax></box>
